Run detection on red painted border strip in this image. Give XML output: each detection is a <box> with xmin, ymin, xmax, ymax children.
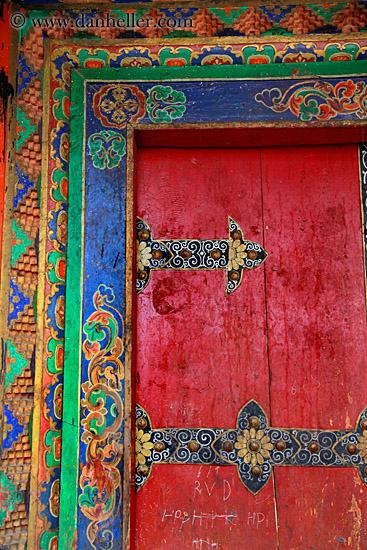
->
<box><xmin>0</xmin><ymin>4</ymin><xmax>11</xmax><ymax>273</ymax></box>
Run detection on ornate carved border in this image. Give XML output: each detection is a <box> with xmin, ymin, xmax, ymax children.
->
<box><xmin>56</xmin><ymin>61</ymin><xmax>367</xmax><ymax>549</ymax></box>
<box><xmin>6</xmin><ymin>32</ymin><xmax>367</xmax><ymax>550</ymax></box>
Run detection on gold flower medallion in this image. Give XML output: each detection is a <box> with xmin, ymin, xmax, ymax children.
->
<box><xmin>136</xmin><ymin>428</ymin><xmax>154</xmax><ymax>466</ymax></box>
<box><xmin>357</xmin><ymin>430</ymin><xmax>367</xmax><ymax>462</ymax></box>
<box><xmin>235</xmin><ymin>428</ymin><xmax>274</xmax><ymax>466</ymax></box>
<box><xmin>228</xmin><ymin>238</ymin><xmax>247</xmax><ymax>271</ymax></box>
<box><xmin>137</xmin><ymin>241</ymin><xmax>152</xmax><ymax>272</ymax></box>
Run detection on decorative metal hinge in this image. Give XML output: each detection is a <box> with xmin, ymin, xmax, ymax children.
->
<box><xmin>136</xmin><ymin>217</ymin><xmax>267</xmax><ymax>295</ymax></box>
<box><xmin>135</xmin><ymin>400</ymin><xmax>367</xmax><ymax>495</ymax></box>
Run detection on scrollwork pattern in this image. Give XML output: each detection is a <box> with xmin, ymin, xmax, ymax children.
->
<box><xmin>136</xmin><ymin>402</ymin><xmax>367</xmax><ymax>495</ymax></box>
<box><xmin>164</xmin><ymin>240</ymin><xmax>229</xmax><ymax>270</ymax></box>
<box><xmin>147</xmin><ymin>85</ymin><xmax>187</xmax><ymax>123</ymax></box>
<box><xmin>79</xmin><ymin>285</ymin><xmax>125</xmax><ymax>548</ymax></box>
<box><xmin>136</xmin><ymin>217</ymin><xmax>267</xmax><ymax>295</ymax></box>
<box><xmin>135</xmin><ymin>405</ymin><xmax>179</xmax><ymax>492</ymax></box>
<box><xmin>255</xmin><ymin>80</ymin><xmax>367</xmax><ymax>121</ymax></box>
<box><xmin>88</xmin><ymin>131</ymin><xmax>126</xmax><ymax>170</ymax></box>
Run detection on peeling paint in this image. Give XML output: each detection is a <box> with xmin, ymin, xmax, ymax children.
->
<box><xmin>345</xmin><ymin>412</ymin><xmax>352</xmax><ymax>429</ymax></box>
<box><xmin>353</xmin><ymin>470</ymin><xmax>363</xmax><ymax>488</ymax></box>
<box><xmin>348</xmin><ymin>494</ymin><xmax>362</xmax><ymax>549</ymax></box>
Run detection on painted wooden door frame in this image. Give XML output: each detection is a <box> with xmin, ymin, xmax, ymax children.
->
<box><xmin>24</xmin><ymin>38</ymin><xmax>367</xmax><ymax>550</ymax></box>
<box><xmin>58</xmin><ymin>61</ymin><xmax>367</xmax><ymax>549</ymax></box>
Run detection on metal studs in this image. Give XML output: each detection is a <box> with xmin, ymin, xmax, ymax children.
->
<box><xmin>222</xmin><ymin>440</ymin><xmax>233</xmax><ymax>452</ymax></box>
<box><xmin>137</xmin><ymin>271</ymin><xmax>148</xmax><ymax>280</ymax></box>
<box><xmin>251</xmin><ymin>465</ymin><xmax>262</xmax><ymax>477</ymax></box>
<box><xmin>137</xmin><ymin>417</ymin><xmax>147</xmax><ymax>429</ymax></box>
<box><xmin>138</xmin><ymin>229</ymin><xmax>150</xmax><ymax>241</ymax></box>
<box><xmin>154</xmin><ymin>441</ymin><xmax>165</xmax><ymax>452</ymax></box>
<box><xmin>210</xmin><ymin>249</ymin><xmax>221</xmax><ymax>260</ymax></box>
<box><xmin>228</xmin><ymin>270</ymin><xmax>240</xmax><ymax>281</ymax></box>
<box><xmin>247</xmin><ymin>250</ymin><xmax>258</xmax><ymax>260</ymax></box>
<box><xmin>275</xmin><ymin>440</ymin><xmax>286</xmax><ymax>452</ymax></box>
<box><xmin>361</xmin><ymin>419</ymin><xmax>367</xmax><ymax>431</ymax></box>
<box><xmin>248</xmin><ymin>416</ymin><xmax>260</xmax><ymax>428</ymax></box>
<box><xmin>346</xmin><ymin>443</ymin><xmax>357</xmax><ymax>455</ymax></box>
<box><xmin>188</xmin><ymin>440</ymin><xmax>199</xmax><ymax>453</ymax></box>
<box><xmin>179</xmin><ymin>248</ymin><xmax>191</xmax><ymax>259</ymax></box>
<box><xmin>137</xmin><ymin>464</ymin><xmax>149</xmax><ymax>477</ymax></box>
<box><xmin>231</xmin><ymin>230</ymin><xmax>242</xmax><ymax>241</ymax></box>
<box><xmin>152</xmin><ymin>250</ymin><xmax>163</xmax><ymax>260</ymax></box>
<box><xmin>308</xmin><ymin>441</ymin><xmax>320</xmax><ymax>454</ymax></box>
<box><xmin>248</xmin><ymin>440</ymin><xmax>261</xmax><ymax>453</ymax></box>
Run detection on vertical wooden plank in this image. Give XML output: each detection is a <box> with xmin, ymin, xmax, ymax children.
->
<box><xmin>27</xmin><ymin>39</ymin><xmax>51</xmax><ymax>550</ymax></box>
<box><xmin>0</xmin><ymin>4</ymin><xmax>17</xmax><ymax>458</ymax></box>
<box><xmin>262</xmin><ymin>144</ymin><xmax>367</xmax><ymax>548</ymax></box>
<box><xmin>123</xmin><ymin>127</ymin><xmax>136</xmax><ymax>550</ymax></box>
<box><xmin>0</xmin><ymin>3</ymin><xmax>11</xmax><ymax>274</ymax></box>
<box><xmin>135</xmin><ymin>146</ymin><xmax>279</xmax><ymax>550</ymax></box>
<box><xmin>58</xmin><ymin>69</ymin><xmax>85</xmax><ymax>550</ymax></box>
<box><xmin>59</xmin><ymin>75</ymin><xmax>132</xmax><ymax>550</ymax></box>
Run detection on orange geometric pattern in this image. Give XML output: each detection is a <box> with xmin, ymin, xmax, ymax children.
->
<box><xmin>332</xmin><ymin>0</ymin><xmax>367</xmax><ymax>32</ymax></box>
<box><xmin>232</xmin><ymin>7</ymin><xmax>272</xmax><ymax>36</ymax></box>
<box><xmin>17</xmin><ymin>138</ymin><xmax>42</xmax><ymax>180</ymax></box>
<box><xmin>0</xmin><ymin>434</ymin><xmax>31</xmax><ymax>548</ymax></box>
<box><xmin>192</xmin><ymin>8</ymin><xmax>225</xmax><ymax>37</ymax></box>
<box><xmin>0</xmin><ymin>500</ymin><xmax>29</xmax><ymax>550</ymax></box>
<box><xmin>282</xmin><ymin>5</ymin><xmax>325</xmax><ymax>34</ymax></box>
<box><xmin>18</xmin><ymin>82</ymin><xmax>42</xmax><ymax>124</ymax></box>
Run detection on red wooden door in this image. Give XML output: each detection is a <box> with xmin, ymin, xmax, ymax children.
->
<box><xmin>135</xmin><ymin>142</ymin><xmax>367</xmax><ymax>549</ymax></box>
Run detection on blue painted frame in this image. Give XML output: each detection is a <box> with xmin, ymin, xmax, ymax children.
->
<box><xmin>60</xmin><ymin>61</ymin><xmax>367</xmax><ymax>550</ymax></box>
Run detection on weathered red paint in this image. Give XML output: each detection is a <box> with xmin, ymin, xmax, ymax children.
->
<box><xmin>263</xmin><ymin>144</ymin><xmax>367</xmax><ymax>548</ymax></box>
<box><xmin>134</xmin><ymin>141</ymin><xmax>367</xmax><ymax>548</ymax></box>
<box><xmin>135</xmin><ymin>147</ymin><xmax>277</xmax><ymax>549</ymax></box>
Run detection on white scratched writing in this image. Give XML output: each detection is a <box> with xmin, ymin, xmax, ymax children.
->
<box><xmin>192</xmin><ymin>538</ymin><xmax>220</xmax><ymax>549</ymax></box>
<box><xmin>193</xmin><ymin>480</ymin><xmax>231</xmax><ymax>501</ymax></box>
<box><xmin>162</xmin><ymin>509</ymin><xmax>238</xmax><ymax>529</ymax></box>
<box><xmin>247</xmin><ymin>511</ymin><xmax>269</xmax><ymax>529</ymax></box>
<box><xmin>197</xmin><ymin>465</ymin><xmax>220</xmax><ymax>478</ymax></box>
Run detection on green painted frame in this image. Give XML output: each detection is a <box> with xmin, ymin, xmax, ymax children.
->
<box><xmin>59</xmin><ymin>69</ymin><xmax>85</xmax><ymax>548</ymax></box>
<box><xmin>60</xmin><ymin>60</ymin><xmax>367</xmax><ymax>549</ymax></box>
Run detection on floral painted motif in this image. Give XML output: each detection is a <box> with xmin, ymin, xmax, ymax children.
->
<box><xmin>147</xmin><ymin>85</ymin><xmax>187</xmax><ymax>123</ymax></box>
<box><xmin>137</xmin><ymin>241</ymin><xmax>152</xmax><ymax>273</ymax></box>
<box><xmin>235</xmin><ymin>428</ymin><xmax>274</xmax><ymax>466</ymax></box>
<box><xmin>357</xmin><ymin>431</ymin><xmax>367</xmax><ymax>462</ymax></box>
<box><xmin>135</xmin><ymin>399</ymin><xmax>300</xmax><ymax>495</ymax></box>
<box><xmin>228</xmin><ymin>238</ymin><xmax>247</xmax><ymax>271</ymax></box>
<box><xmin>136</xmin><ymin>400</ymin><xmax>367</xmax><ymax>496</ymax></box>
<box><xmin>226</xmin><ymin>218</ymin><xmax>267</xmax><ymax>296</ymax></box>
<box><xmin>255</xmin><ymin>79</ymin><xmax>367</xmax><ymax>121</ymax></box>
<box><xmin>136</xmin><ymin>216</ymin><xmax>267</xmax><ymax>296</ymax></box>
<box><xmin>88</xmin><ymin>131</ymin><xmax>126</xmax><ymax>170</ymax></box>
<box><xmin>136</xmin><ymin>428</ymin><xmax>154</xmax><ymax>465</ymax></box>
<box><xmin>93</xmin><ymin>84</ymin><xmax>146</xmax><ymax>129</ymax></box>
<box><xmin>79</xmin><ymin>285</ymin><xmax>124</xmax><ymax>546</ymax></box>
